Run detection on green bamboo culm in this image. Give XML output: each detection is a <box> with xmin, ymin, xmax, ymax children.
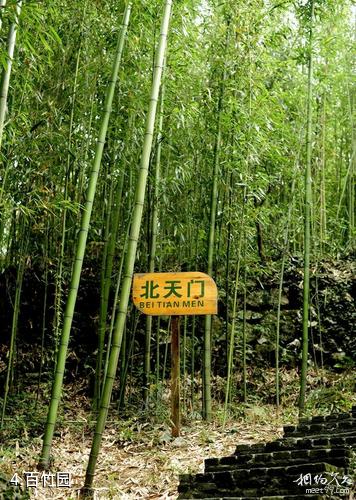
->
<box><xmin>299</xmin><ymin>0</ymin><xmax>315</xmax><ymax>412</ymax></box>
<box><xmin>203</xmin><ymin>65</ymin><xmax>225</xmax><ymax>421</ymax></box>
<box><xmin>143</xmin><ymin>81</ymin><xmax>165</xmax><ymax>407</ymax></box>
<box><xmin>53</xmin><ymin>2</ymin><xmax>88</xmax><ymax>366</ymax></box>
<box><xmin>242</xmin><ymin>264</ymin><xmax>247</xmax><ymax>403</ymax></box>
<box><xmin>0</xmin><ymin>0</ymin><xmax>22</xmax><ymax>231</ymax></box>
<box><xmin>38</xmin><ymin>3</ymin><xmax>132</xmax><ymax>470</ymax></box>
<box><xmin>0</xmin><ymin>0</ymin><xmax>22</xmax><ymax>152</ymax></box>
<box><xmin>275</xmin><ymin>177</ymin><xmax>297</xmax><ymax>407</ymax></box>
<box><xmin>0</xmin><ymin>221</ymin><xmax>27</xmax><ymax>427</ymax></box>
<box><xmin>81</xmin><ymin>1</ymin><xmax>172</xmax><ymax>494</ymax></box>
<box><xmin>223</xmin><ymin>198</ymin><xmax>245</xmax><ymax>425</ymax></box>
<box><xmin>0</xmin><ymin>0</ymin><xmax>7</xmax><ymax>33</ymax></box>
<box><xmin>93</xmin><ymin>178</ymin><xmax>114</xmax><ymax>410</ymax></box>
<box><xmin>102</xmin><ymin>212</ymin><xmax>132</xmax><ymax>386</ymax></box>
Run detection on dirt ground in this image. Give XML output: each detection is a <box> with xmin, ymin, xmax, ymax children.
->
<box><xmin>1</xmin><ymin>409</ymin><xmax>284</xmax><ymax>499</ymax></box>
<box><xmin>2</xmin><ymin>369</ymin><xmax>354</xmax><ymax>499</ymax></box>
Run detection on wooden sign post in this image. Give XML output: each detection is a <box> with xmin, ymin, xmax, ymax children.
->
<box><xmin>132</xmin><ymin>272</ymin><xmax>217</xmax><ymax>437</ymax></box>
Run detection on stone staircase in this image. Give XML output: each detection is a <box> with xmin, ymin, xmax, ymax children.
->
<box><xmin>178</xmin><ymin>406</ymin><xmax>356</xmax><ymax>499</ymax></box>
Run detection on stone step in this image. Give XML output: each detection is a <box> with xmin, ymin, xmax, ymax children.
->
<box><xmin>283</xmin><ymin>418</ymin><xmax>355</xmax><ymax>437</ymax></box>
<box><xmin>234</xmin><ymin>433</ymin><xmax>356</xmax><ymax>455</ymax></box>
<box><xmin>178</xmin><ymin>462</ymin><xmax>343</xmax><ymax>498</ymax></box>
<box><xmin>299</xmin><ymin>411</ymin><xmax>352</xmax><ymax>425</ymax></box>
<box><xmin>283</xmin><ymin>429</ymin><xmax>355</xmax><ymax>439</ymax></box>
<box><xmin>205</xmin><ymin>447</ymin><xmax>351</xmax><ymax>472</ymax></box>
<box><xmin>178</xmin><ymin>409</ymin><xmax>356</xmax><ymax>499</ymax></box>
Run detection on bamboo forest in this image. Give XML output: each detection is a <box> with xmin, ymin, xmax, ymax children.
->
<box><xmin>0</xmin><ymin>0</ymin><xmax>355</xmax><ymax>498</ymax></box>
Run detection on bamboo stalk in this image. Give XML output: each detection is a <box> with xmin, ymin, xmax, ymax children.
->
<box><xmin>171</xmin><ymin>316</ymin><xmax>180</xmax><ymax>437</ymax></box>
<box><xmin>94</xmin><ymin>177</ymin><xmax>113</xmax><ymax>407</ymax></box>
<box><xmin>102</xmin><ymin>211</ymin><xmax>131</xmax><ymax>385</ymax></box>
<box><xmin>38</xmin><ymin>4</ymin><xmax>131</xmax><ymax>469</ymax></box>
<box><xmin>0</xmin><ymin>0</ymin><xmax>7</xmax><ymax>32</ymax></box>
<box><xmin>190</xmin><ymin>315</ymin><xmax>196</xmax><ymax>411</ymax></box>
<box><xmin>203</xmin><ymin>64</ymin><xmax>226</xmax><ymax>421</ymax></box>
<box><xmin>162</xmin><ymin>318</ymin><xmax>171</xmax><ymax>383</ymax></box>
<box><xmin>53</xmin><ymin>6</ymin><xmax>87</xmax><ymax>363</ymax></box>
<box><xmin>223</xmin><ymin>196</ymin><xmax>245</xmax><ymax>425</ymax></box>
<box><xmin>1</xmin><ymin>219</ymin><xmax>27</xmax><ymax>427</ymax></box>
<box><xmin>299</xmin><ymin>0</ymin><xmax>315</xmax><ymax>412</ymax></box>
<box><xmin>0</xmin><ymin>0</ymin><xmax>22</xmax><ymax>152</ymax></box>
<box><xmin>81</xmin><ymin>1</ymin><xmax>172</xmax><ymax>492</ymax></box>
<box><xmin>242</xmin><ymin>265</ymin><xmax>247</xmax><ymax>403</ymax></box>
<box><xmin>118</xmin><ymin>312</ymin><xmax>139</xmax><ymax>411</ymax></box>
<box><xmin>36</xmin><ymin>224</ymin><xmax>49</xmax><ymax>408</ymax></box>
<box><xmin>144</xmin><ymin>82</ymin><xmax>165</xmax><ymax>407</ymax></box>
<box><xmin>182</xmin><ymin>315</ymin><xmax>187</xmax><ymax>411</ymax></box>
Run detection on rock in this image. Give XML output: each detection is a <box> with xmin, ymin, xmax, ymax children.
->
<box><xmin>158</xmin><ymin>431</ymin><xmax>172</xmax><ymax>444</ymax></box>
<box><xmin>172</xmin><ymin>437</ymin><xmax>187</xmax><ymax>447</ymax></box>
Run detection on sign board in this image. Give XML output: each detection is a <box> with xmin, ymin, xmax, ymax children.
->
<box><xmin>132</xmin><ymin>272</ymin><xmax>217</xmax><ymax>316</ymax></box>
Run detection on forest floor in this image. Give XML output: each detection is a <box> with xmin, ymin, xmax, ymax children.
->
<box><xmin>1</xmin><ymin>369</ymin><xmax>355</xmax><ymax>499</ymax></box>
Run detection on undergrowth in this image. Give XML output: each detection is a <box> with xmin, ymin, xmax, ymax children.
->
<box><xmin>1</xmin><ymin>367</ymin><xmax>354</xmax><ymax>446</ymax></box>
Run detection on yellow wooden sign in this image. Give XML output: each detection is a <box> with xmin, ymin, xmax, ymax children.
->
<box><xmin>132</xmin><ymin>272</ymin><xmax>217</xmax><ymax>316</ymax></box>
